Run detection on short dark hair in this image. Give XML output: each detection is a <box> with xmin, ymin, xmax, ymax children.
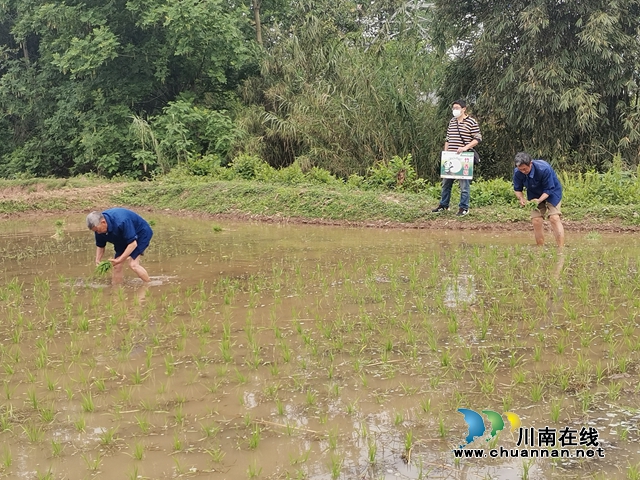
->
<box><xmin>514</xmin><ymin>152</ymin><xmax>533</xmax><ymax>167</ymax></box>
<box><xmin>452</xmin><ymin>99</ymin><xmax>467</xmax><ymax>109</ymax></box>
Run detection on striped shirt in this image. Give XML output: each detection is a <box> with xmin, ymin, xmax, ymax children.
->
<box><xmin>445</xmin><ymin>116</ymin><xmax>482</xmax><ymax>152</ymax></box>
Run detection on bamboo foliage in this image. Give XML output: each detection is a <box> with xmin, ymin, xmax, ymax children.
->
<box><xmin>237</xmin><ymin>7</ymin><xmax>446</xmax><ymax>178</ymax></box>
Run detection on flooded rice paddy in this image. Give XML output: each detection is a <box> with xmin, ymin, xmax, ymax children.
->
<box><xmin>1</xmin><ymin>214</ymin><xmax>640</xmax><ymax>480</ymax></box>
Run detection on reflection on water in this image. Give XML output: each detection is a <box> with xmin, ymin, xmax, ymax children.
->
<box><xmin>444</xmin><ymin>275</ymin><xmax>476</xmax><ymax>308</ymax></box>
<box><xmin>0</xmin><ymin>215</ymin><xmax>639</xmax><ymax>479</ymax></box>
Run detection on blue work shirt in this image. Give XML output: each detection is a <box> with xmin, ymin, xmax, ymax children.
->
<box><xmin>513</xmin><ymin>160</ymin><xmax>563</xmax><ymax>206</ymax></box>
<box><xmin>95</xmin><ymin>208</ymin><xmax>153</xmax><ymax>259</ymax></box>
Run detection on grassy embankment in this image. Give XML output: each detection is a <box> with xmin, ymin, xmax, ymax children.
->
<box><xmin>1</xmin><ymin>161</ymin><xmax>640</xmax><ymax>227</ymax></box>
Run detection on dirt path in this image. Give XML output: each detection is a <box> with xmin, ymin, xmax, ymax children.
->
<box><xmin>1</xmin><ymin>183</ymin><xmax>638</xmax><ymax>233</ymax></box>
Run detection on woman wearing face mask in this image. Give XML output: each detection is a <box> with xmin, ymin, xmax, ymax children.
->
<box><xmin>431</xmin><ymin>99</ymin><xmax>482</xmax><ymax>216</ymax></box>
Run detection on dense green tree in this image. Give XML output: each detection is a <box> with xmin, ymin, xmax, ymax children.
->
<box><xmin>0</xmin><ymin>0</ymin><xmax>255</xmax><ymax>177</ymax></box>
<box><xmin>433</xmin><ymin>0</ymin><xmax>640</xmax><ymax>173</ymax></box>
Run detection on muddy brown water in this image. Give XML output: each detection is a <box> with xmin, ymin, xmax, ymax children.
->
<box><xmin>0</xmin><ymin>214</ymin><xmax>639</xmax><ymax>479</ymax></box>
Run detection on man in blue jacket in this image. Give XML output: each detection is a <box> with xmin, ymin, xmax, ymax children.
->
<box><xmin>87</xmin><ymin>208</ymin><xmax>153</xmax><ymax>283</ymax></box>
<box><xmin>513</xmin><ymin>152</ymin><xmax>565</xmax><ymax>247</ymax></box>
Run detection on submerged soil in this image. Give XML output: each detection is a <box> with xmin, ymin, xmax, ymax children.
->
<box><xmin>1</xmin><ymin>183</ymin><xmax>638</xmax><ymax>233</ymax></box>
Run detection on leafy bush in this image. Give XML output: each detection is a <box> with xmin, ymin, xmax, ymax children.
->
<box><xmin>185</xmin><ymin>155</ymin><xmax>221</xmax><ymax>176</ymax></box>
<box><xmin>267</xmin><ymin>162</ymin><xmax>307</xmax><ymax>184</ymax></box>
<box><xmin>230</xmin><ymin>154</ymin><xmax>275</xmax><ymax>180</ymax></box>
<box><xmin>471</xmin><ymin>178</ymin><xmax>516</xmax><ymax>207</ymax></box>
<box><xmin>346</xmin><ymin>173</ymin><xmax>365</xmax><ymax>188</ymax></box>
<box><xmin>363</xmin><ymin>155</ymin><xmax>421</xmax><ymax>191</ymax></box>
<box><xmin>306</xmin><ymin>166</ymin><xmax>342</xmax><ymax>185</ymax></box>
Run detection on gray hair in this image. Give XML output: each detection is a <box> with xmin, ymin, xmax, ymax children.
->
<box><xmin>514</xmin><ymin>152</ymin><xmax>533</xmax><ymax>167</ymax></box>
<box><xmin>86</xmin><ymin>211</ymin><xmax>104</xmax><ymax>229</ymax></box>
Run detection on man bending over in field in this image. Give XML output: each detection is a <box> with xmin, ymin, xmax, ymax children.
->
<box><xmin>87</xmin><ymin>208</ymin><xmax>153</xmax><ymax>284</ymax></box>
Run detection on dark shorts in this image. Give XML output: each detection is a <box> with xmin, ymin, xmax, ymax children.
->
<box><xmin>114</xmin><ymin>232</ymin><xmax>152</xmax><ymax>260</ymax></box>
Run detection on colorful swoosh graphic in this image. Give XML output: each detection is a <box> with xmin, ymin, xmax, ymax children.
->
<box><xmin>504</xmin><ymin>412</ymin><xmax>521</xmax><ymax>432</ymax></box>
<box><xmin>457</xmin><ymin>408</ymin><xmax>486</xmax><ymax>448</ymax></box>
<box><xmin>482</xmin><ymin>410</ymin><xmax>505</xmax><ymax>440</ymax></box>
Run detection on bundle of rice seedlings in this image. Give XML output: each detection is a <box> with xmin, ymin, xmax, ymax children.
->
<box><xmin>95</xmin><ymin>260</ymin><xmax>113</xmax><ymax>276</ymax></box>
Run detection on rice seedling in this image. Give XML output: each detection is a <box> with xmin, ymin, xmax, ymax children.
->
<box><xmin>416</xmin><ymin>397</ymin><xmax>432</xmax><ymax>415</ymax></box>
<box><xmin>81</xmin><ymin>453</ymin><xmax>102</xmax><ymax>472</ymax></box>
<box><xmin>438</xmin><ymin>416</ymin><xmax>447</xmax><ymax>438</ymax></box>
<box><xmin>203</xmin><ymin>445</ymin><xmax>225</xmax><ymax>464</ymax></box>
<box><xmin>133</xmin><ymin>414</ymin><xmax>150</xmax><ymax>434</ymax></box>
<box><xmin>35</xmin><ymin>467</ymin><xmax>54</xmax><ymax>480</ymax></box>
<box><xmin>200</xmin><ymin>422</ymin><xmax>220</xmax><ymax>438</ymax></box>
<box><xmin>509</xmin><ymin>352</ymin><xmax>524</xmax><ymax>369</ymax></box>
<box><xmin>618</xmin><ymin>355</ymin><xmax>630</xmax><ymax>373</ymax></box>
<box><xmin>3</xmin><ymin>362</ymin><xmax>14</xmax><ymax>378</ymax></box>
<box><xmin>247</xmin><ymin>460</ymin><xmax>262</xmax><ymax>479</ymax></box>
<box><xmin>132</xmin><ymin>441</ymin><xmax>144</xmax><ymax>460</ymax></box>
<box><xmin>501</xmin><ymin>393</ymin><xmax>513</xmax><ymax>412</ymax></box>
<box><xmin>51</xmin><ymin>439</ymin><xmax>64</xmax><ymax>457</ymax></box>
<box><xmin>513</xmin><ymin>369</ymin><xmax>527</xmax><ymax>385</ymax></box>
<box><xmin>1</xmin><ymin>447</ymin><xmax>11</xmax><ymax>469</ymax></box>
<box><xmin>440</xmin><ymin>349</ymin><xmax>452</xmax><ymax>367</ymax></box>
<box><xmin>44</xmin><ymin>375</ymin><xmax>56</xmax><ymax>391</ymax></box>
<box><xmin>39</xmin><ymin>403</ymin><xmax>56</xmax><ymax>423</ymax></box>
<box><xmin>74</xmin><ymin>415</ymin><xmax>86</xmax><ymax>432</ymax></box>
<box><xmin>174</xmin><ymin>405</ymin><xmax>185</xmax><ymax>426</ymax></box>
<box><xmin>35</xmin><ymin>350</ymin><xmax>48</xmax><ymax>369</ymax></box>
<box><xmin>531</xmin><ymin>382</ymin><xmax>545</xmax><ymax>402</ymax></box>
<box><xmin>479</xmin><ymin>376</ymin><xmax>495</xmax><ymax>395</ymax></box>
<box><xmin>164</xmin><ymin>354</ymin><xmax>175</xmax><ymax>376</ymax></box>
<box><xmin>533</xmin><ymin>344</ymin><xmax>542</xmax><ymax>362</ymax></box>
<box><xmin>522</xmin><ymin>459</ymin><xmax>534</xmax><ymax>480</ymax></box>
<box><xmin>365</xmin><ymin>438</ymin><xmax>378</xmax><ymax>463</ymax></box>
<box><xmin>607</xmin><ymin>381</ymin><xmax>623</xmax><ymax>401</ymax></box>
<box><xmin>394</xmin><ymin>411</ymin><xmax>404</xmax><ymax>426</ymax></box>
<box><xmin>0</xmin><ymin>410</ymin><xmax>12</xmax><ymax>433</ymax></box>
<box><xmin>131</xmin><ymin>367</ymin><xmax>145</xmax><ymax>385</ymax></box>
<box><xmin>628</xmin><ymin>463</ymin><xmax>640</xmax><ymax>480</ymax></box>
<box><xmin>579</xmin><ymin>391</ymin><xmax>594</xmax><ymax>413</ymax></box>
<box><xmin>404</xmin><ymin>429</ymin><xmax>414</xmax><ymax>453</ymax></box>
<box><xmin>94</xmin><ymin>377</ymin><xmax>106</xmax><ymax>392</ymax></box>
<box><xmin>248</xmin><ymin>424</ymin><xmax>261</xmax><ymax>449</ymax></box>
<box><xmin>100</xmin><ymin>427</ymin><xmax>118</xmax><ymax>446</ymax></box>
<box><xmin>481</xmin><ymin>355</ymin><xmax>499</xmax><ymax>375</ymax></box>
<box><xmin>127</xmin><ymin>465</ymin><xmax>140</xmax><ymax>480</ymax></box>
<box><xmin>25</xmin><ymin>369</ymin><xmax>37</xmax><ymax>384</ymax></box>
<box><xmin>26</xmin><ymin>388</ymin><xmax>39</xmax><ymax>410</ymax></box>
<box><xmin>173</xmin><ymin>433</ymin><xmax>183</xmax><ymax>452</ymax></box>
<box><xmin>305</xmin><ymin>389</ymin><xmax>317</xmax><ymax>406</ymax></box>
<box><xmin>22</xmin><ymin>421</ymin><xmax>44</xmax><ymax>443</ymax></box>
<box><xmin>118</xmin><ymin>385</ymin><xmax>133</xmax><ymax>403</ymax></box>
<box><xmin>11</xmin><ymin>327</ymin><xmax>22</xmax><ymax>344</ymax></box>
<box><xmin>64</xmin><ymin>386</ymin><xmax>74</xmax><ymax>401</ymax></box>
<box><xmin>329</xmin><ymin>454</ymin><xmax>343</xmax><ymax>480</ymax></box>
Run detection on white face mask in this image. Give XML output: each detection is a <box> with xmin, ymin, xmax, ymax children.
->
<box><xmin>452</xmin><ymin>109</ymin><xmax>462</xmax><ymax>118</ymax></box>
